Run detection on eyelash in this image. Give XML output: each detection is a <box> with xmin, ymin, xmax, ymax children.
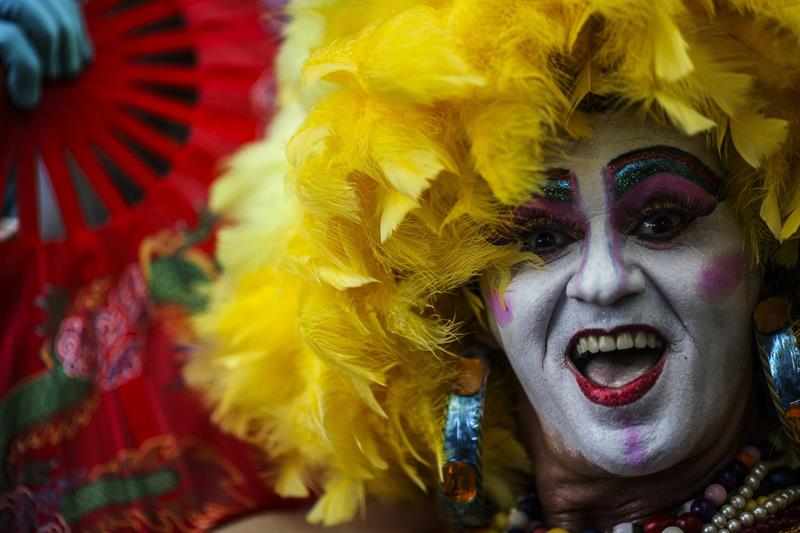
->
<box><xmin>518</xmin><ymin>216</ymin><xmax>582</xmax><ymax>239</ymax></box>
<box><xmin>517</xmin><ymin>216</ymin><xmax>584</xmax><ymax>256</ymax></box>
<box><xmin>619</xmin><ymin>194</ymin><xmax>710</xmax><ymax>240</ymax></box>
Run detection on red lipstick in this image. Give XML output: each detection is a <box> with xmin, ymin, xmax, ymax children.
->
<box><xmin>570</xmin><ymin>356</ymin><xmax>667</xmax><ymax>406</ymax></box>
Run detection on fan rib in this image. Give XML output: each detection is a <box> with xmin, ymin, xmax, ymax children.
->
<box><xmin>69</xmin><ymin>139</ymin><xmax>128</xmax><ymax>217</ymax></box>
<box><xmin>122</xmin><ymin>32</ymin><xmax>195</xmax><ymax>55</ymax></box>
<box><xmin>122</xmin><ymin>65</ymin><xmax>198</xmax><ymax>86</ymax></box>
<box><xmin>111</xmin><ymin>111</ymin><xmax>180</xmax><ymax>159</ymax></box>
<box><xmin>101</xmin><ymin>1</ymin><xmax>181</xmax><ymax>36</ymax></box>
<box><xmin>94</xmin><ymin>136</ymin><xmax>160</xmax><ymax>191</ymax></box>
<box><xmin>115</xmin><ymin>90</ymin><xmax>195</xmax><ymax>123</ymax></box>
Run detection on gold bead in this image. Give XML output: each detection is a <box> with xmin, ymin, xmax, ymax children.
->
<box><xmin>454</xmin><ymin>357</ymin><xmax>487</xmax><ymax>396</ymax></box>
<box><xmin>442</xmin><ymin>461</ymin><xmax>478</xmax><ymax>502</ymax></box>
<box><xmin>490</xmin><ymin>511</ymin><xmax>509</xmax><ymax>529</ymax></box>
<box><xmin>754</xmin><ymin>297</ymin><xmax>790</xmax><ymax>333</ymax></box>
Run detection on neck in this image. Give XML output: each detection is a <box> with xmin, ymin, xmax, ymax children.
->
<box><xmin>517</xmin><ymin>380</ymin><xmax>763</xmax><ymax>531</ymax></box>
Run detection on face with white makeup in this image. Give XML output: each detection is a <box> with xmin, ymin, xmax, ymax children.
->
<box><xmin>484</xmin><ymin>112</ymin><xmax>760</xmax><ymax>475</ymax></box>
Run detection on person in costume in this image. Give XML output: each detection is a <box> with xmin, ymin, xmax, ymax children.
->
<box><xmin>188</xmin><ymin>1</ymin><xmax>800</xmax><ymax>532</ymax></box>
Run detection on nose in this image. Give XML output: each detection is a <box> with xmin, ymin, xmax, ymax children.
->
<box><xmin>566</xmin><ymin>228</ymin><xmax>646</xmax><ymax>306</ymax></box>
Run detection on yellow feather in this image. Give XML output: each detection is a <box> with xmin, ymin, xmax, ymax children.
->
<box><xmin>655</xmin><ymin>91</ymin><xmax>716</xmax><ymax>135</ymax></box>
<box><xmin>466</xmin><ymin>100</ymin><xmax>550</xmax><ymax>204</ymax></box>
<box><xmin>380</xmin><ymin>148</ymin><xmax>450</xmax><ymax>200</ymax></box>
<box><xmin>304</xmin><ymin>6</ymin><xmax>484</xmax><ymax>104</ymax></box>
<box><xmin>729</xmin><ymin>111</ymin><xmax>788</xmax><ymax>168</ymax></box>
<box><xmin>780</xmin><ymin>208</ymin><xmax>800</xmax><ymax>242</ymax></box>
<box><xmin>760</xmin><ymin>188</ymin><xmax>783</xmax><ymax>239</ymax></box>
<box><xmin>651</xmin><ymin>6</ymin><xmax>694</xmax><ymax>82</ymax></box>
<box><xmin>380</xmin><ymin>190</ymin><xmax>419</xmax><ymax>243</ymax></box>
<box><xmin>274</xmin><ymin>458</ymin><xmax>312</xmax><ymax>498</ymax></box>
<box><xmin>307</xmin><ymin>475</ymin><xmax>364</xmax><ymax>526</ymax></box>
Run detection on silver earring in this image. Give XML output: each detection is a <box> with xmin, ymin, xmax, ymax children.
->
<box><xmin>439</xmin><ymin>347</ymin><xmax>493</xmax><ymax>528</ymax></box>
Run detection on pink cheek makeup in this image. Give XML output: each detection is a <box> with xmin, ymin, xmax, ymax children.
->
<box><xmin>489</xmin><ymin>292</ymin><xmax>514</xmax><ymax>328</ymax></box>
<box><xmin>697</xmin><ymin>251</ymin><xmax>745</xmax><ymax>301</ymax></box>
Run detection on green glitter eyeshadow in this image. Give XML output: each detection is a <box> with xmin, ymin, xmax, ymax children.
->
<box><xmin>541</xmin><ymin>177</ymin><xmax>573</xmax><ymax>202</ymax></box>
<box><xmin>610</xmin><ymin>147</ymin><xmax>722</xmax><ymax>200</ymax></box>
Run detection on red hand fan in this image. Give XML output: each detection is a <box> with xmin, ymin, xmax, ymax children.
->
<box><xmin>0</xmin><ymin>0</ymin><xmax>277</xmax><ymax>380</ymax></box>
<box><xmin>0</xmin><ymin>0</ymin><xmax>276</xmax><ymax>282</ymax></box>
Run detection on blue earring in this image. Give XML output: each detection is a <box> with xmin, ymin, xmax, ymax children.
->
<box><xmin>439</xmin><ymin>347</ymin><xmax>493</xmax><ymax>529</ymax></box>
<box><xmin>754</xmin><ymin>267</ymin><xmax>800</xmax><ymax>452</ymax></box>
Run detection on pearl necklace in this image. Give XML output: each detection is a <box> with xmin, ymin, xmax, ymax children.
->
<box><xmin>489</xmin><ymin>446</ymin><xmax>800</xmax><ymax>533</ymax></box>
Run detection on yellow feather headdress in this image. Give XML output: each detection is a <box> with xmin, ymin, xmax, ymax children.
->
<box><xmin>186</xmin><ymin>0</ymin><xmax>800</xmax><ymax>525</ymax></box>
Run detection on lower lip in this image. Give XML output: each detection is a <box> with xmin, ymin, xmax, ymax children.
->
<box><xmin>569</xmin><ymin>354</ymin><xmax>668</xmax><ymax>407</ymax></box>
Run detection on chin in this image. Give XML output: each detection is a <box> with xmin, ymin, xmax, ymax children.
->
<box><xmin>573</xmin><ymin>408</ymin><xmax>702</xmax><ymax>477</ymax></box>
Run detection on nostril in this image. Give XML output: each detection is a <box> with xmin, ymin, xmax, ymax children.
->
<box><xmin>567</xmin><ymin>263</ymin><xmax>645</xmax><ymax>306</ymax></box>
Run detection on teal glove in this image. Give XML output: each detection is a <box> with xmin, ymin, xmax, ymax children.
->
<box><xmin>0</xmin><ymin>0</ymin><xmax>93</xmax><ymax>109</ymax></box>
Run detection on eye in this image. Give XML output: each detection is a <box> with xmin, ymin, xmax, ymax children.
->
<box><xmin>524</xmin><ymin>227</ymin><xmax>575</xmax><ymax>257</ymax></box>
<box><xmin>636</xmin><ymin>212</ymin><xmax>686</xmax><ymax>241</ymax></box>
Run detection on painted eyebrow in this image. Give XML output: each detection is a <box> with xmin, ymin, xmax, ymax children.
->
<box><xmin>606</xmin><ymin>145</ymin><xmax>724</xmax><ymax>199</ymax></box>
<box><xmin>540</xmin><ymin>169</ymin><xmax>574</xmax><ymax>203</ymax></box>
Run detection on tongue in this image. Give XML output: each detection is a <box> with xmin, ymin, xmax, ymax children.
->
<box><xmin>582</xmin><ymin>349</ymin><xmax>662</xmax><ymax>388</ymax></box>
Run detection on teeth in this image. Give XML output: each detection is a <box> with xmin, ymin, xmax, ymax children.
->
<box><xmin>646</xmin><ymin>334</ymin><xmax>656</xmax><ymax>348</ymax></box>
<box><xmin>617</xmin><ymin>332</ymin><xmax>634</xmax><ymax>350</ymax></box>
<box><xmin>587</xmin><ymin>336</ymin><xmax>599</xmax><ymax>354</ymax></box>
<box><xmin>573</xmin><ymin>329</ymin><xmax>665</xmax><ymax>357</ymax></box>
<box><xmin>599</xmin><ymin>335</ymin><xmax>615</xmax><ymax>352</ymax></box>
<box><xmin>634</xmin><ymin>332</ymin><xmax>647</xmax><ymax>349</ymax></box>
<box><xmin>578</xmin><ymin>337</ymin><xmax>588</xmax><ymax>355</ymax></box>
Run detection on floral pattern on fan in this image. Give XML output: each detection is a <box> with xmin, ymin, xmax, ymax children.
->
<box><xmin>55</xmin><ymin>264</ymin><xmax>152</xmax><ymax>390</ymax></box>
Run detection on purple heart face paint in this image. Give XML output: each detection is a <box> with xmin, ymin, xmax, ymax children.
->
<box><xmin>483</xmin><ymin>112</ymin><xmax>759</xmax><ymax>476</ymax></box>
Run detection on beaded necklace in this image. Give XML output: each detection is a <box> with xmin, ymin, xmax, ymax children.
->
<box><xmin>480</xmin><ymin>445</ymin><xmax>800</xmax><ymax>533</ymax></box>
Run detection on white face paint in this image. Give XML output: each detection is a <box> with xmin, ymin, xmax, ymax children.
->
<box><xmin>484</xmin><ymin>113</ymin><xmax>759</xmax><ymax>475</ymax></box>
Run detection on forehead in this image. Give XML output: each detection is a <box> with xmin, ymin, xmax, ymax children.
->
<box><xmin>547</xmin><ymin>112</ymin><xmax>723</xmax><ymax>181</ymax></box>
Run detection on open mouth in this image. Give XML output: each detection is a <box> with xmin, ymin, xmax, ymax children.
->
<box><xmin>567</xmin><ymin>326</ymin><xmax>669</xmax><ymax>407</ymax></box>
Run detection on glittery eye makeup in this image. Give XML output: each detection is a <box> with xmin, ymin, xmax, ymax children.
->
<box><xmin>539</xmin><ymin>169</ymin><xmax>574</xmax><ymax>203</ymax></box>
<box><xmin>508</xmin><ymin>173</ymin><xmax>585</xmax><ymax>259</ymax></box>
<box><xmin>606</xmin><ymin>146</ymin><xmax>723</xmax><ymax>244</ymax></box>
<box><xmin>607</xmin><ymin>145</ymin><xmax>723</xmax><ymax>200</ymax></box>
